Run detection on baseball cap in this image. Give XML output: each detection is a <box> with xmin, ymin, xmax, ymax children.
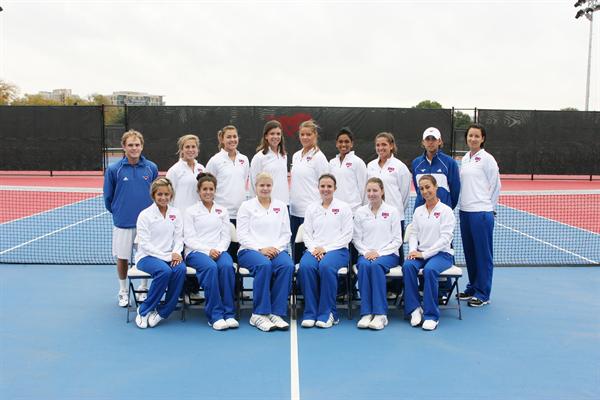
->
<box><xmin>422</xmin><ymin>127</ymin><xmax>441</xmax><ymax>140</ymax></box>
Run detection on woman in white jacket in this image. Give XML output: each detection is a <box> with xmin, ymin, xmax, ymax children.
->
<box><xmin>237</xmin><ymin>173</ymin><xmax>294</xmax><ymax>332</ymax></box>
<box><xmin>134</xmin><ymin>178</ymin><xmax>186</xmax><ymax>329</ymax></box>
<box><xmin>184</xmin><ymin>173</ymin><xmax>237</xmax><ymax>331</ymax></box>
<box><xmin>250</xmin><ymin>120</ymin><xmax>289</xmax><ymax>205</ymax></box>
<box><xmin>402</xmin><ymin>175</ymin><xmax>455</xmax><ymax>331</ymax></box>
<box><xmin>353</xmin><ymin>177</ymin><xmax>403</xmax><ymax>330</ymax></box>
<box><xmin>166</xmin><ymin>134</ymin><xmax>205</xmax><ymax>211</ymax></box>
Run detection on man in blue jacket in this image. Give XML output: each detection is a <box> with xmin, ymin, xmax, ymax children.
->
<box><xmin>104</xmin><ymin>130</ymin><xmax>158</xmax><ymax>307</ymax></box>
<box><xmin>411</xmin><ymin>127</ymin><xmax>460</xmax><ymax>299</ymax></box>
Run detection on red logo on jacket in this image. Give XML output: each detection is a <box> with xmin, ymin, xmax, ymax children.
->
<box><xmin>345</xmin><ymin>162</ymin><xmax>352</xmax><ymax>168</ymax></box>
<box><xmin>306</xmin><ymin>156</ymin><xmax>312</xmax><ymax>161</ymax></box>
<box><xmin>273</xmin><ymin>208</ymin><xmax>281</xmax><ymax>213</ymax></box>
<box><xmin>387</xmin><ymin>167</ymin><xmax>395</xmax><ymax>173</ymax></box>
<box><xmin>382</xmin><ymin>212</ymin><xmax>389</xmax><ymax>219</ymax></box>
<box><xmin>332</xmin><ymin>209</ymin><xmax>340</xmax><ymax>214</ymax></box>
<box><xmin>474</xmin><ymin>156</ymin><xmax>481</xmax><ymax>162</ymax></box>
<box><xmin>434</xmin><ymin>212</ymin><xmax>440</xmax><ymax>218</ymax></box>
<box><xmin>169</xmin><ymin>214</ymin><xmax>176</xmax><ymax>221</ymax></box>
<box><xmin>238</xmin><ymin>159</ymin><xmax>245</xmax><ymax>165</ymax></box>
<box><xmin>215</xmin><ymin>209</ymin><xmax>222</xmax><ymax>214</ymax></box>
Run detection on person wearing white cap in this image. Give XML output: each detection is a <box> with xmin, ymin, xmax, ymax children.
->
<box><xmin>411</xmin><ymin>127</ymin><xmax>460</xmax><ymax>210</ymax></box>
<box><xmin>458</xmin><ymin>123</ymin><xmax>501</xmax><ymax>308</ymax></box>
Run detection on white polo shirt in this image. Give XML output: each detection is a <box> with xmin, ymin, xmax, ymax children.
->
<box><xmin>329</xmin><ymin>151</ymin><xmax>367</xmax><ymax>212</ymax></box>
<box><xmin>236</xmin><ymin>197</ymin><xmax>291</xmax><ymax>253</ymax></box>
<box><xmin>183</xmin><ymin>201</ymin><xmax>231</xmax><ymax>257</ymax></box>
<box><xmin>250</xmin><ymin>149</ymin><xmax>289</xmax><ymax>205</ymax></box>
<box><xmin>205</xmin><ymin>149</ymin><xmax>250</xmax><ymax>219</ymax></box>
<box><xmin>366</xmin><ymin>156</ymin><xmax>411</xmax><ymax>221</ymax></box>
<box><xmin>166</xmin><ymin>159</ymin><xmax>205</xmax><ymax>212</ymax></box>
<box><xmin>409</xmin><ymin>200</ymin><xmax>455</xmax><ymax>260</ymax></box>
<box><xmin>459</xmin><ymin>149</ymin><xmax>501</xmax><ymax>212</ymax></box>
<box><xmin>303</xmin><ymin>198</ymin><xmax>353</xmax><ymax>253</ymax></box>
<box><xmin>352</xmin><ymin>201</ymin><xmax>403</xmax><ymax>257</ymax></box>
<box><xmin>135</xmin><ymin>203</ymin><xmax>183</xmax><ymax>264</ymax></box>
<box><xmin>290</xmin><ymin>148</ymin><xmax>330</xmax><ymax>217</ymax></box>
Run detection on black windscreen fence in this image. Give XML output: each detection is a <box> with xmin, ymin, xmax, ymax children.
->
<box><xmin>477</xmin><ymin>109</ymin><xmax>600</xmax><ymax>175</ymax></box>
<box><xmin>126</xmin><ymin>106</ymin><xmax>453</xmax><ymax>170</ymax></box>
<box><xmin>0</xmin><ymin>106</ymin><xmax>103</xmax><ymax>171</ymax></box>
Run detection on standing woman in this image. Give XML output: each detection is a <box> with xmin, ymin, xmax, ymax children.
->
<box><xmin>184</xmin><ymin>173</ymin><xmax>237</xmax><ymax>331</ymax></box>
<box><xmin>366</xmin><ymin>132</ymin><xmax>411</xmax><ymax>264</ymax></box>
<box><xmin>134</xmin><ymin>178</ymin><xmax>186</xmax><ymax>329</ymax></box>
<box><xmin>289</xmin><ymin>120</ymin><xmax>330</xmax><ymax>246</ymax></box>
<box><xmin>205</xmin><ymin>125</ymin><xmax>250</xmax><ymax>225</ymax></box>
<box><xmin>329</xmin><ymin>127</ymin><xmax>367</xmax><ymax>212</ymax></box>
<box><xmin>353</xmin><ymin>177</ymin><xmax>403</xmax><ymax>330</ymax></box>
<box><xmin>250</xmin><ymin>120</ymin><xmax>289</xmax><ymax>205</ymax></box>
<box><xmin>237</xmin><ymin>173</ymin><xmax>295</xmax><ymax>332</ymax></box>
<box><xmin>459</xmin><ymin>124</ymin><xmax>501</xmax><ymax>307</ymax></box>
<box><xmin>402</xmin><ymin>175</ymin><xmax>455</xmax><ymax>331</ymax></box>
<box><xmin>297</xmin><ymin>174</ymin><xmax>353</xmax><ymax>329</ymax></box>
<box><xmin>166</xmin><ymin>134</ymin><xmax>205</xmax><ymax>211</ymax></box>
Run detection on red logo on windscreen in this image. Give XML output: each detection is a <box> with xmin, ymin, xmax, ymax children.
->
<box><xmin>264</xmin><ymin>113</ymin><xmax>313</xmax><ymax>137</ymax></box>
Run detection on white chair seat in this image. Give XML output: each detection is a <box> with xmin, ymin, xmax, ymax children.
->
<box><xmin>386</xmin><ymin>266</ymin><xmax>403</xmax><ymax>277</ymax></box>
<box><xmin>127</xmin><ymin>266</ymin><xmax>151</xmax><ymax>278</ymax></box>
<box><xmin>186</xmin><ymin>266</ymin><xmax>196</xmax><ymax>275</ymax></box>
<box><xmin>238</xmin><ymin>267</ymin><xmax>250</xmax><ymax>275</ymax></box>
<box><xmin>440</xmin><ymin>265</ymin><xmax>462</xmax><ymax>276</ymax></box>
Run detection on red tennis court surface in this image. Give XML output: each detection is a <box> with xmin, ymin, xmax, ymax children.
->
<box><xmin>0</xmin><ymin>190</ymin><xmax>99</xmax><ymax>223</ymax></box>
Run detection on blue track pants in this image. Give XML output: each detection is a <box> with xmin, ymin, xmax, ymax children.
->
<box><xmin>460</xmin><ymin>210</ymin><xmax>494</xmax><ymax>302</ymax></box>
<box><xmin>137</xmin><ymin>256</ymin><xmax>186</xmax><ymax>319</ymax></box>
<box><xmin>356</xmin><ymin>254</ymin><xmax>399</xmax><ymax>316</ymax></box>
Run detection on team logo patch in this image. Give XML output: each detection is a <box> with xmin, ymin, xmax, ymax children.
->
<box><xmin>387</xmin><ymin>167</ymin><xmax>395</xmax><ymax>173</ymax></box>
<box><xmin>123</xmin><ymin>177</ymin><xmax>129</xmax><ymax>181</ymax></box>
<box><xmin>215</xmin><ymin>209</ymin><xmax>222</xmax><ymax>214</ymax></box>
<box><xmin>434</xmin><ymin>212</ymin><xmax>440</xmax><ymax>218</ymax></box>
<box><xmin>332</xmin><ymin>208</ymin><xmax>340</xmax><ymax>214</ymax></box>
<box><xmin>437</xmin><ymin>169</ymin><xmax>442</xmax><ymax>172</ymax></box>
<box><xmin>306</xmin><ymin>156</ymin><xmax>312</xmax><ymax>161</ymax></box>
<box><xmin>382</xmin><ymin>212</ymin><xmax>389</xmax><ymax>219</ymax></box>
<box><xmin>143</xmin><ymin>176</ymin><xmax>149</xmax><ymax>181</ymax></box>
<box><xmin>345</xmin><ymin>162</ymin><xmax>352</xmax><ymax>168</ymax></box>
<box><xmin>420</xmin><ymin>169</ymin><xmax>426</xmax><ymax>172</ymax></box>
<box><xmin>196</xmin><ymin>167</ymin><xmax>203</xmax><ymax>173</ymax></box>
<box><xmin>238</xmin><ymin>159</ymin><xmax>245</xmax><ymax>165</ymax></box>
<box><xmin>169</xmin><ymin>214</ymin><xmax>176</xmax><ymax>221</ymax></box>
<box><xmin>474</xmin><ymin>156</ymin><xmax>481</xmax><ymax>162</ymax></box>
<box><xmin>273</xmin><ymin>208</ymin><xmax>281</xmax><ymax>213</ymax></box>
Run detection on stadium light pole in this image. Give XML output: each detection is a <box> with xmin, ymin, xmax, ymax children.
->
<box><xmin>575</xmin><ymin>0</ymin><xmax>599</xmax><ymax>111</ymax></box>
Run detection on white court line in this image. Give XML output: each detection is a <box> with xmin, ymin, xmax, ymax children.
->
<box><xmin>0</xmin><ymin>211</ymin><xmax>108</xmax><ymax>255</ymax></box>
<box><xmin>496</xmin><ymin>222</ymin><xmax>599</xmax><ymax>264</ymax></box>
<box><xmin>290</xmin><ymin>312</ymin><xmax>300</xmax><ymax>400</ymax></box>
<box><xmin>0</xmin><ymin>193</ymin><xmax>102</xmax><ymax>226</ymax></box>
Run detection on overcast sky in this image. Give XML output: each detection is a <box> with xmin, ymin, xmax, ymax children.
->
<box><xmin>1</xmin><ymin>0</ymin><xmax>598</xmax><ymax>111</ymax></box>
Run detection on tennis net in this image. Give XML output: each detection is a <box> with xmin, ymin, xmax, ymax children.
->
<box><xmin>1</xmin><ymin>186</ymin><xmax>599</xmax><ymax>265</ymax></box>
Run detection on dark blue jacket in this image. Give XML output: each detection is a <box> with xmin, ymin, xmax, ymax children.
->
<box><xmin>411</xmin><ymin>150</ymin><xmax>460</xmax><ymax>209</ymax></box>
<box><xmin>103</xmin><ymin>156</ymin><xmax>159</xmax><ymax>228</ymax></box>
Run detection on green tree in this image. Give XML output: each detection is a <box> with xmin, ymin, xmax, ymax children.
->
<box><xmin>454</xmin><ymin>111</ymin><xmax>472</xmax><ymax>129</ymax></box>
<box><xmin>0</xmin><ymin>80</ymin><xmax>19</xmax><ymax>105</ymax></box>
<box><xmin>413</xmin><ymin>100</ymin><xmax>443</xmax><ymax>109</ymax></box>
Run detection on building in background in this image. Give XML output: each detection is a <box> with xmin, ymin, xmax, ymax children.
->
<box><xmin>108</xmin><ymin>91</ymin><xmax>164</xmax><ymax>106</ymax></box>
<box><xmin>38</xmin><ymin>89</ymin><xmax>80</xmax><ymax>103</ymax></box>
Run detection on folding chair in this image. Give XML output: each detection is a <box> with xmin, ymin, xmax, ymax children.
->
<box><xmin>293</xmin><ymin>224</ymin><xmax>353</xmax><ymax>320</ymax></box>
<box><xmin>350</xmin><ymin>261</ymin><xmax>403</xmax><ymax>315</ymax></box>
<box><xmin>184</xmin><ymin>222</ymin><xmax>238</xmax><ymax>321</ymax></box>
<box><xmin>403</xmin><ymin>223</ymin><xmax>463</xmax><ymax>320</ymax></box>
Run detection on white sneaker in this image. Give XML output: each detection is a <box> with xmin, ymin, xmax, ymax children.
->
<box><xmin>357</xmin><ymin>314</ymin><xmax>373</xmax><ymax>329</ymax></box>
<box><xmin>148</xmin><ymin>310</ymin><xmax>163</xmax><ymax>328</ymax></box>
<box><xmin>136</xmin><ymin>286</ymin><xmax>148</xmax><ymax>302</ymax></box>
<box><xmin>315</xmin><ymin>313</ymin><xmax>339</xmax><ymax>329</ymax></box>
<box><xmin>410</xmin><ymin>307</ymin><xmax>423</xmax><ymax>327</ymax></box>
<box><xmin>118</xmin><ymin>291</ymin><xmax>129</xmax><ymax>307</ymax></box>
<box><xmin>190</xmin><ymin>291</ymin><xmax>204</xmax><ymax>301</ymax></box>
<box><xmin>225</xmin><ymin>318</ymin><xmax>239</xmax><ymax>329</ymax></box>
<box><xmin>301</xmin><ymin>319</ymin><xmax>316</xmax><ymax>328</ymax></box>
<box><xmin>368</xmin><ymin>315</ymin><xmax>388</xmax><ymax>330</ymax></box>
<box><xmin>209</xmin><ymin>319</ymin><xmax>228</xmax><ymax>331</ymax></box>
<box><xmin>135</xmin><ymin>307</ymin><xmax>148</xmax><ymax>329</ymax></box>
<box><xmin>249</xmin><ymin>314</ymin><xmax>276</xmax><ymax>332</ymax></box>
<box><xmin>269</xmin><ymin>314</ymin><xmax>290</xmax><ymax>330</ymax></box>
<box><xmin>422</xmin><ymin>319</ymin><xmax>439</xmax><ymax>331</ymax></box>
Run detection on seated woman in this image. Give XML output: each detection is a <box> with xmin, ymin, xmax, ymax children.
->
<box><xmin>184</xmin><ymin>173</ymin><xmax>237</xmax><ymax>331</ymax></box>
<box><xmin>297</xmin><ymin>174</ymin><xmax>353</xmax><ymax>329</ymax></box>
<box><xmin>353</xmin><ymin>177</ymin><xmax>403</xmax><ymax>330</ymax></box>
<box><xmin>134</xmin><ymin>178</ymin><xmax>186</xmax><ymax>329</ymax></box>
<box><xmin>402</xmin><ymin>174</ymin><xmax>455</xmax><ymax>331</ymax></box>
<box><xmin>237</xmin><ymin>172</ymin><xmax>295</xmax><ymax>332</ymax></box>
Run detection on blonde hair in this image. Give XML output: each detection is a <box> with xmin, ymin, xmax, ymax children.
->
<box><xmin>255</xmin><ymin>172</ymin><xmax>273</xmax><ymax>185</ymax></box>
<box><xmin>299</xmin><ymin>120</ymin><xmax>320</xmax><ymax>149</ymax></box>
<box><xmin>177</xmin><ymin>134</ymin><xmax>200</xmax><ymax>158</ymax></box>
<box><xmin>217</xmin><ymin>125</ymin><xmax>238</xmax><ymax>150</ymax></box>
<box><xmin>121</xmin><ymin>129</ymin><xmax>144</xmax><ymax>146</ymax></box>
<box><xmin>150</xmin><ymin>177</ymin><xmax>175</xmax><ymax>200</ymax></box>
<box><xmin>375</xmin><ymin>132</ymin><xmax>397</xmax><ymax>155</ymax></box>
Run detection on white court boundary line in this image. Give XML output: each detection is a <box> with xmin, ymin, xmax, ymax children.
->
<box><xmin>496</xmin><ymin>222</ymin><xmax>599</xmax><ymax>264</ymax></box>
<box><xmin>0</xmin><ymin>187</ymin><xmax>102</xmax><ymax>226</ymax></box>
<box><xmin>0</xmin><ymin>211</ymin><xmax>108</xmax><ymax>255</ymax></box>
<box><xmin>290</xmin><ymin>312</ymin><xmax>300</xmax><ymax>400</ymax></box>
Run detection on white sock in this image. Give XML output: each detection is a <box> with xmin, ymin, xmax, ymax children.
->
<box><xmin>139</xmin><ymin>278</ymin><xmax>148</xmax><ymax>289</ymax></box>
<box><xmin>119</xmin><ymin>279</ymin><xmax>127</xmax><ymax>293</ymax></box>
